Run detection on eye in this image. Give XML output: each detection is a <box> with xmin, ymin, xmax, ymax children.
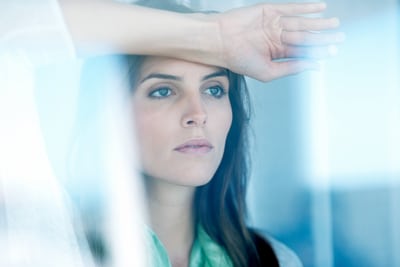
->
<box><xmin>204</xmin><ymin>85</ymin><xmax>226</xmax><ymax>99</ymax></box>
<box><xmin>148</xmin><ymin>86</ymin><xmax>173</xmax><ymax>98</ymax></box>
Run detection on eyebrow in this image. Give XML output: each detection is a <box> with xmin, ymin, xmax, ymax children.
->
<box><xmin>139</xmin><ymin>69</ymin><xmax>228</xmax><ymax>84</ymax></box>
<box><xmin>140</xmin><ymin>73</ymin><xmax>181</xmax><ymax>84</ymax></box>
<box><xmin>201</xmin><ymin>69</ymin><xmax>228</xmax><ymax>81</ymax></box>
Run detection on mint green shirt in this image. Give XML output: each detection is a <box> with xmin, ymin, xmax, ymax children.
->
<box><xmin>146</xmin><ymin>226</ymin><xmax>233</xmax><ymax>267</ymax></box>
<box><xmin>145</xmin><ymin>225</ymin><xmax>303</xmax><ymax>267</ymax></box>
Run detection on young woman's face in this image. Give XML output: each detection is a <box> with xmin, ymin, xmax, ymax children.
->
<box><xmin>132</xmin><ymin>56</ymin><xmax>232</xmax><ymax>187</ymax></box>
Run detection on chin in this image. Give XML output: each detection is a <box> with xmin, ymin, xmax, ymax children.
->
<box><xmin>141</xmin><ymin>169</ymin><xmax>216</xmax><ymax>187</ymax></box>
<box><xmin>160</xmin><ymin>170</ymin><xmax>214</xmax><ymax>187</ymax></box>
<box><xmin>181</xmin><ymin>174</ymin><xmax>214</xmax><ymax>187</ymax></box>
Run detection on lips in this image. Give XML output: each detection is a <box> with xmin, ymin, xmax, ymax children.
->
<box><xmin>174</xmin><ymin>139</ymin><xmax>213</xmax><ymax>154</ymax></box>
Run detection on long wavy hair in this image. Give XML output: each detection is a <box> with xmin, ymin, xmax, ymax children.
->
<box><xmin>124</xmin><ymin>2</ymin><xmax>279</xmax><ymax>266</ymax></box>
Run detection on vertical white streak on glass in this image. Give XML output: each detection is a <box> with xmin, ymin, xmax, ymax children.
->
<box><xmin>308</xmin><ymin>64</ymin><xmax>334</xmax><ymax>267</ymax></box>
<box><xmin>99</xmin><ymin>65</ymin><xmax>146</xmax><ymax>267</ymax></box>
<box><xmin>0</xmin><ymin>53</ymin><xmax>91</xmax><ymax>267</ymax></box>
<box><xmin>388</xmin><ymin>4</ymin><xmax>400</xmax><ymax>265</ymax></box>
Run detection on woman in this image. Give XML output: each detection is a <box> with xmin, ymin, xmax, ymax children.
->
<box><xmin>81</xmin><ymin>49</ymin><xmax>286</xmax><ymax>267</ymax></box>
<box><xmin>127</xmin><ymin>55</ymin><xmax>281</xmax><ymax>267</ymax></box>
<box><xmin>1</xmin><ymin>0</ymin><xmax>340</xmax><ymax>266</ymax></box>
<box><xmin>107</xmin><ymin>1</ymin><xmax>301</xmax><ymax>266</ymax></box>
<box><xmin>77</xmin><ymin>0</ymin><xmax>342</xmax><ymax>266</ymax></box>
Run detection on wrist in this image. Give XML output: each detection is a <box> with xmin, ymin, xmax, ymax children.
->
<box><xmin>180</xmin><ymin>13</ymin><xmax>225</xmax><ymax>68</ymax></box>
<box><xmin>140</xmin><ymin>12</ymin><xmax>225</xmax><ymax>68</ymax></box>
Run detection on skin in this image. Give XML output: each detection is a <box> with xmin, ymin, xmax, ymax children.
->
<box><xmin>59</xmin><ymin>0</ymin><xmax>343</xmax><ymax>82</ymax></box>
<box><xmin>131</xmin><ymin>56</ymin><xmax>232</xmax><ymax>267</ymax></box>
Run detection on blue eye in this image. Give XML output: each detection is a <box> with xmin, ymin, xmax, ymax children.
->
<box><xmin>205</xmin><ymin>85</ymin><xmax>226</xmax><ymax>98</ymax></box>
<box><xmin>149</xmin><ymin>87</ymin><xmax>172</xmax><ymax>98</ymax></box>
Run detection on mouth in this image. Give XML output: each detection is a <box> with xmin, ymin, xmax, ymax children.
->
<box><xmin>174</xmin><ymin>139</ymin><xmax>214</xmax><ymax>154</ymax></box>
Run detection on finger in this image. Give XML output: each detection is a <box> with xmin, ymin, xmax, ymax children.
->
<box><xmin>282</xmin><ymin>44</ymin><xmax>339</xmax><ymax>59</ymax></box>
<box><xmin>281</xmin><ymin>31</ymin><xmax>345</xmax><ymax>46</ymax></box>
<box><xmin>274</xmin><ymin>2</ymin><xmax>327</xmax><ymax>16</ymax></box>
<box><xmin>266</xmin><ymin>60</ymin><xmax>320</xmax><ymax>81</ymax></box>
<box><xmin>280</xmin><ymin>17</ymin><xmax>340</xmax><ymax>31</ymax></box>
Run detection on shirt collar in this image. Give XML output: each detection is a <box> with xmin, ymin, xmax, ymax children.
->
<box><xmin>145</xmin><ymin>224</ymin><xmax>233</xmax><ymax>267</ymax></box>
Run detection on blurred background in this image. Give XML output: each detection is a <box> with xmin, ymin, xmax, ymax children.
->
<box><xmin>2</xmin><ymin>0</ymin><xmax>398</xmax><ymax>266</ymax></box>
<box><xmin>187</xmin><ymin>0</ymin><xmax>400</xmax><ymax>267</ymax></box>
<box><xmin>34</xmin><ymin>0</ymin><xmax>400</xmax><ymax>266</ymax></box>
<box><xmin>189</xmin><ymin>0</ymin><xmax>400</xmax><ymax>266</ymax></box>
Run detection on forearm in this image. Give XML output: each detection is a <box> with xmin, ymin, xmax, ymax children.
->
<box><xmin>59</xmin><ymin>0</ymin><xmax>224</xmax><ymax>66</ymax></box>
<box><xmin>59</xmin><ymin>0</ymin><xmax>343</xmax><ymax>81</ymax></box>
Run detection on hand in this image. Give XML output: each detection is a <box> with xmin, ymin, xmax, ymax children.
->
<box><xmin>214</xmin><ymin>2</ymin><xmax>344</xmax><ymax>81</ymax></box>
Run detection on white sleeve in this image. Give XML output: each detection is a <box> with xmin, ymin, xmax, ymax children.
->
<box><xmin>0</xmin><ymin>0</ymin><xmax>76</xmax><ymax>66</ymax></box>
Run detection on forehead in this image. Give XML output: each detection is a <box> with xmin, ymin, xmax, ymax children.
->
<box><xmin>138</xmin><ymin>56</ymin><xmax>225</xmax><ymax>79</ymax></box>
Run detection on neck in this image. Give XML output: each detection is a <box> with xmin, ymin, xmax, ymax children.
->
<box><xmin>145</xmin><ymin>176</ymin><xmax>196</xmax><ymax>267</ymax></box>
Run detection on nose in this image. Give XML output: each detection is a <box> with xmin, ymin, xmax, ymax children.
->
<box><xmin>181</xmin><ymin>96</ymin><xmax>207</xmax><ymax>127</ymax></box>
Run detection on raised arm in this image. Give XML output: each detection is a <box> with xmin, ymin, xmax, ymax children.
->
<box><xmin>59</xmin><ymin>0</ymin><xmax>343</xmax><ymax>81</ymax></box>
<box><xmin>59</xmin><ymin>0</ymin><xmax>219</xmax><ymax>60</ymax></box>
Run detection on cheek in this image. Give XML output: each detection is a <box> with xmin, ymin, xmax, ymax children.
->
<box><xmin>132</xmin><ymin>99</ymin><xmax>162</xmax><ymax>138</ymax></box>
<box><xmin>215</xmin><ymin>102</ymin><xmax>233</xmax><ymax>140</ymax></box>
<box><xmin>132</xmin><ymin>105</ymin><xmax>173</xmax><ymax>163</ymax></box>
<box><xmin>133</xmin><ymin>107</ymin><xmax>147</xmax><ymax>140</ymax></box>
<box><xmin>225</xmin><ymin>107</ymin><xmax>233</xmax><ymax>134</ymax></box>
<box><xmin>133</xmin><ymin>110</ymin><xmax>163</xmax><ymax>139</ymax></box>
